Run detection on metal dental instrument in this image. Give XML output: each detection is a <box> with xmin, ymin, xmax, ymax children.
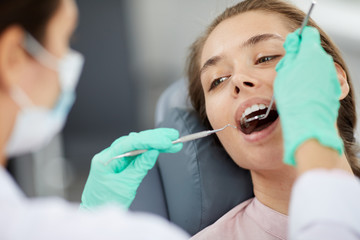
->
<box><xmin>299</xmin><ymin>1</ymin><xmax>316</xmax><ymax>36</ymax></box>
<box><xmin>244</xmin><ymin>96</ymin><xmax>276</xmax><ymax>123</ymax></box>
<box><xmin>244</xmin><ymin>0</ymin><xmax>316</xmax><ymax>124</ymax></box>
<box><xmin>105</xmin><ymin>124</ymin><xmax>237</xmax><ymax>165</ymax></box>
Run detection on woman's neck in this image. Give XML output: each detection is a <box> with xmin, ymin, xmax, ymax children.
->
<box><xmin>250</xmin><ymin>165</ymin><xmax>297</xmax><ymax>215</ymax></box>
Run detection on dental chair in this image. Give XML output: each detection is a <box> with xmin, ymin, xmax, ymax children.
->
<box><xmin>130</xmin><ymin>79</ymin><xmax>254</xmax><ymax>236</ymax></box>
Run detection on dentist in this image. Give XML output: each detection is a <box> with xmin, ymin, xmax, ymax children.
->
<box><xmin>0</xmin><ymin>0</ymin><xmax>187</xmax><ymax>239</ymax></box>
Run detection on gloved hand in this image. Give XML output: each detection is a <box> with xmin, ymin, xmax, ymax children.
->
<box><xmin>80</xmin><ymin>128</ymin><xmax>182</xmax><ymax>210</ymax></box>
<box><xmin>274</xmin><ymin>26</ymin><xmax>343</xmax><ymax>166</ymax></box>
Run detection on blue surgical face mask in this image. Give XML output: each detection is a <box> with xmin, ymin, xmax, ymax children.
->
<box><xmin>6</xmin><ymin>33</ymin><xmax>84</xmax><ymax>157</ymax></box>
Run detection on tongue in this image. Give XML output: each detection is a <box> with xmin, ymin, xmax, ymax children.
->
<box><xmin>240</xmin><ymin>109</ymin><xmax>278</xmax><ymax>135</ymax></box>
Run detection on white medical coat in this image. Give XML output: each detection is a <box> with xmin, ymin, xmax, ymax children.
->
<box><xmin>0</xmin><ymin>167</ymin><xmax>189</xmax><ymax>240</ymax></box>
<box><xmin>289</xmin><ymin>169</ymin><xmax>360</xmax><ymax>239</ymax></box>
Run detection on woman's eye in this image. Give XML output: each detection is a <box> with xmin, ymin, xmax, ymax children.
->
<box><xmin>209</xmin><ymin>76</ymin><xmax>229</xmax><ymax>91</ymax></box>
<box><xmin>255</xmin><ymin>55</ymin><xmax>280</xmax><ymax>64</ymax></box>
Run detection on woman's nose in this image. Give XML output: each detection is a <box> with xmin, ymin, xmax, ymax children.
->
<box><xmin>232</xmin><ymin>75</ymin><xmax>258</xmax><ymax>96</ymax></box>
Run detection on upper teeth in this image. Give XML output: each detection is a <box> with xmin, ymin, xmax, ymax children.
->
<box><xmin>242</xmin><ymin>104</ymin><xmax>267</xmax><ymax>119</ymax></box>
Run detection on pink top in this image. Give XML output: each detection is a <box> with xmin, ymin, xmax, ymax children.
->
<box><xmin>192</xmin><ymin>170</ymin><xmax>360</xmax><ymax>240</ymax></box>
<box><xmin>191</xmin><ymin>197</ymin><xmax>288</xmax><ymax>240</ymax></box>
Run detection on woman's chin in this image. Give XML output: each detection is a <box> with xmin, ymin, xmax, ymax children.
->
<box><xmin>229</xmin><ymin>145</ymin><xmax>285</xmax><ymax>171</ymax></box>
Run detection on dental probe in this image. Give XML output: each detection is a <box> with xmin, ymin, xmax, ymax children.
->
<box><xmin>105</xmin><ymin>124</ymin><xmax>237</xmax><ymax>165</ymax></box>
<box><xmin>244</xmin><ymin>0</ymin><xmax>316</xmax><ymax>124</ymax></box>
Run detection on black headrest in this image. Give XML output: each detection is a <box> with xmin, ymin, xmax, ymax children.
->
<box><xmin>157</xmin><ymin>108</ymin><xmax>254</xmax><ymax>235</ymax></box>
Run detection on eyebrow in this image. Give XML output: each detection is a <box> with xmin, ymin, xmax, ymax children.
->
<box><xmin>200</xmin><ymin>56</ymin><xmax>222</xmax><ymax>76</ymax></box>
<box><xmin>241</xmin><ymin>33</ymin><xmax>284</xmax><ymax>49</ymax></box>
<box><xmin>200</xmin><ymin>33</ymin><xmax>284</xmax><ymax>76</ymax></box>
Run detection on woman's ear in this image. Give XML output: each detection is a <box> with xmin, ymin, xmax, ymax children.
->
<box><xmin>334</xmin><ymin>62</ymin><xmax>349</xmax><ymax>100</ymax></box>
<box><xmin>0</xmin><ymin>25</ymin><xmax>27</xmax><ymax>90</ymax></box>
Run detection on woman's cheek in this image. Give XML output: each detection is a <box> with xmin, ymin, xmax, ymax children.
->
<box><xmin>205</xmin><ymin>97</ymin><xmax>226</xmax><ymax>129</ymax></box>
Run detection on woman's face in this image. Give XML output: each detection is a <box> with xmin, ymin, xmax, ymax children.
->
<box><xmin>200</xmin><ymin>11</ymin><xmax>291</xmax><ymax>170</ymax></box>
<box><xmin>18</xmin><ymin>0</ymin><xmax>78</xmax><ymax>108</ymax></box>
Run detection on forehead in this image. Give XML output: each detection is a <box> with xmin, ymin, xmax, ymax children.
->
<box><xmin>201</xmin><ymin>10</ymin><xmax>290</xmax><ymax>64</ymax></box>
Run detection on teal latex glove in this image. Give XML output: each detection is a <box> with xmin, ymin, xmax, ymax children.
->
<box><xmin>274</xmin><ymin>26</ymin><xmax>343</xmax><ymax>166</ymax></box>
<box><xmin>80</xmin><ymin>128</ymin><xmax>182</xmax><ymax>210</ymax></box>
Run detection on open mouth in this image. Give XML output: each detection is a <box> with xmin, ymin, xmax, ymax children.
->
<box><xmin>239</xmin><ymin>105</ymin><xmax>279</xmax><ymax>135</ymax></box>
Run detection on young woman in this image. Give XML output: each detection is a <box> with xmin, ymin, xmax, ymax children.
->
<box><xmin>186</xmin><ymin>0</ymin><xmax>359</xmax><ymax>239</ymax></box>
<box><xmin>0</xmin><ymin>0</ymin><xmax>187</xmax><ymax>239</ymax></box>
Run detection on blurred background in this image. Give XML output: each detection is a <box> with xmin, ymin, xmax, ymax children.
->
<box><xmin>8</xmin><ymin>0</ymin><xmax>360</xmax><ymax>202</ymax></box>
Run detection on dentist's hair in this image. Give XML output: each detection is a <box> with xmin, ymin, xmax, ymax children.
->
<box><xmin>0</xmin><ymin>0</ymin><xmax>60</xmax><ymax>43</ymax></box>
<box><xmin>186</xmin><ymin>0</ymin><xmax>360</xmax><ymax>176</ymax></box>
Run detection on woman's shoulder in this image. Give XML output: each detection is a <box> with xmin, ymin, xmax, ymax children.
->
<box><xmin>190</xmin><ymin>198</ymin><xmax>255</xmax><ymax>240</ymax></box>
<box><xmin>215</xmin><ymin>197</ymin><xmax>255</xmax><ymax>222</ymax></box>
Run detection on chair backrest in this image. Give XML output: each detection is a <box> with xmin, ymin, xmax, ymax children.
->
<box><xmin>130</xmin><ymin>79</ymin><xmax>254</xmax><ymax>236</ymax></box>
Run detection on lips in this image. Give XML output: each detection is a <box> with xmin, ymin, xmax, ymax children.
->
<box><xmin>235</xmin><ymin>99</ymin><xmax>279</xmax><ymax>135</ymax></box>
<box><xmin>240</xmin><ymin>108</ymin><xmax>279</xmax><ymax>134</ymax></box>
